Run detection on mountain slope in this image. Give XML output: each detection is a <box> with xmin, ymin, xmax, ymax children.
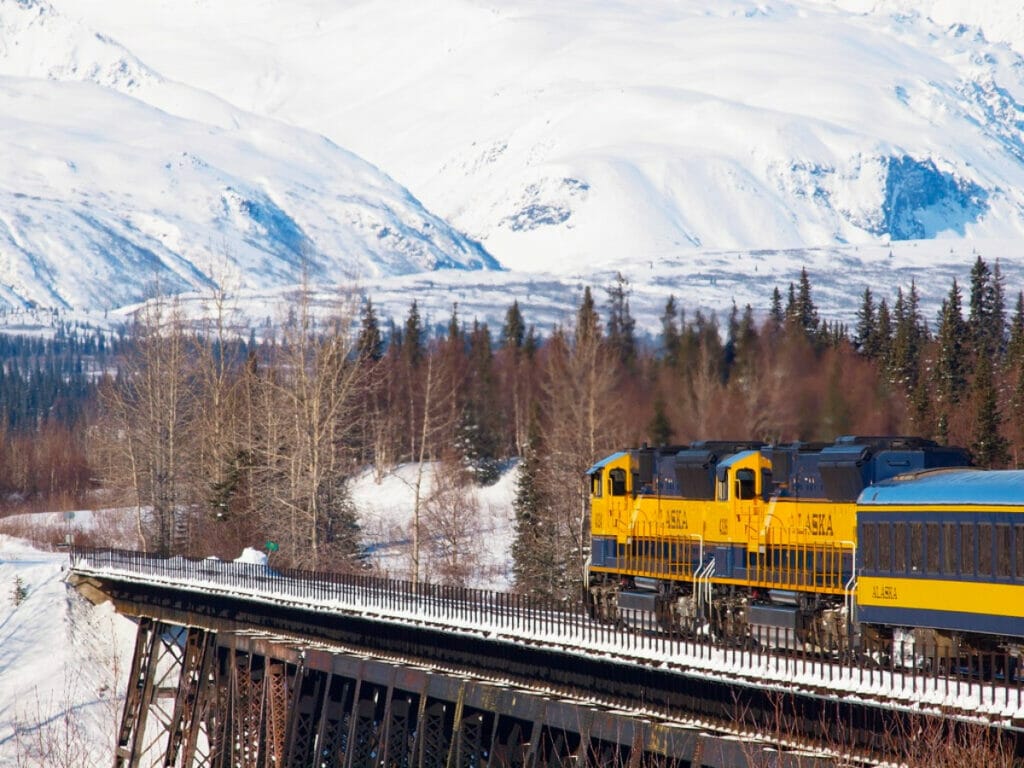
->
<box><xmin>42</xmin><ymin>0</ymin><xmax>1024</xmax><ymax>274</ymax></box>
<box><xmin>0</xmin><ymin>0</ymin><xmax>495</xmax><ymax>313</ymax></box>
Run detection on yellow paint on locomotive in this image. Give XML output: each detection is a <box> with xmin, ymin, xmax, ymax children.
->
<box><xmin>588</xmin><ymin>447</ymin><xmax>857</xmax><ymax>595</ymax></box>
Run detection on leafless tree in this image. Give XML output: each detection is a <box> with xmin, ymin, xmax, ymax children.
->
<box><xmin>537</xmin><ymin>319</ymin><xmax>625</xmax><ymax>599</ymax></box>
<box><xmin>420</xmin><ymin>458</ymin><xmax>496</xmax><ymax>586</ymax></box>
<box><xmin>245</xmin><ymin>285</ymin><xmax>366</xmax><ymax>569</ymax></box>
<box><xmin>94</xmin><ymin>291</ymin><xmax>196</xmax><ymax>554</ymax></box>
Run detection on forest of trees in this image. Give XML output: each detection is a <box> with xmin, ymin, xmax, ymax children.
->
<box><xmin>0</xmin><ymin>257</ymin><xmax>1023</xmax><ymax>599</ymax></box>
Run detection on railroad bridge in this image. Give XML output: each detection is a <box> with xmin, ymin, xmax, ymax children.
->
<box><xmin>67</xmin><ymin>548</ymin><xmax>1024</xmax><ymax>768</ymax></box>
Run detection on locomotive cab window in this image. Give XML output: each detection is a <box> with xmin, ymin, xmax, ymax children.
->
<box><xmin>717</xmin><ymin>469</ymin><xmax>729</xmax><ymax>501</ymax></box>
<box><xmin>609</xmin><ymin>468</ymin><xmax>627</xmax><ymax>497</ymax></box>
<box><xmin>591</xmin><ymin>472</ymin><xmax>602</xmax><ymax>498</ymax></box>
<box><xmin>736</xmin><ymin>469</ymin><xmax>756</xmax><ymax>500</ymax></box>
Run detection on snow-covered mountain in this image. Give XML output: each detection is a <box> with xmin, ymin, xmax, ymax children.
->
<box><xmin>0</xmin><ymin>0</ymin><xmax>495</xmax><ymax>314</ymax></box>
<box><xmin>4</xmin><ymin>0</ymin><xmax>1024</xmax><ymax>326</ymax></box>
<box><xmin>41</xmin><ymin>0</ymin><xmax>1024</xmax><ymax>268</ymax></box>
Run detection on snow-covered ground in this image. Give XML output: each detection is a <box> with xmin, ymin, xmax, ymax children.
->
<box><xmin>350</xmin><ymin>462</ymin><xmax>517</xmax><ymax>589</ymax></box>
<box><xmin>0</xmin><ymin>536</ymin><xmax>135</xmax><ymax>767</ymax></box>
<box><xmin>0</xmin><ymin>460</ymin><xmax>516</xmax><ymax>764</ymax></box>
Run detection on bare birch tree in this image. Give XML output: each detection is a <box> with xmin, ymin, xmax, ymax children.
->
<box><xmin>246</xmin><ymin>286</ymin><xmax>366</xmax><ymax>569</ymax></box>
<box><xmin>95</xmin><ymin>292</ymin><xmax>195</xmax><ymax>554</ymax></box>
<box><xmin>530</xmin><ymin>295</ymin><xmax>625</xmax><ymax>599</ymax></box>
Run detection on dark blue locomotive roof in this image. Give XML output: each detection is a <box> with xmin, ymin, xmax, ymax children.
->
<box><xmin>859</xmin><ymin>469</ymin><xmax>1024</xmax><ymax>507</ymax></box>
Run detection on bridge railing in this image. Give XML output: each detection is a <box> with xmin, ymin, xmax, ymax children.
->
<box><xmin>68</xmin><ymin>546</ymin><xmax>1024</xmax><ymax>726</ymax></box>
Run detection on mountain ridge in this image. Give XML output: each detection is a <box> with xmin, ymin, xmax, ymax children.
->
<box><xmin>3</xmin><ymin>0</ymin><xmax>1024</xmax><ymax>328</ymax></box>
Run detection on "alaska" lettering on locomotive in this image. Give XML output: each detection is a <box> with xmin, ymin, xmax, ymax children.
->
<box><xmin>807</xmin><ymin>512</ymin><xmax>834</xmax><ymax>536</ymax></box>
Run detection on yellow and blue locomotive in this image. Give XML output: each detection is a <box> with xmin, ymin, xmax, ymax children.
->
<box><xmin>585</xmin><ymin>436</ymin><xmax>970</xmax><ymax>650</ymax></box>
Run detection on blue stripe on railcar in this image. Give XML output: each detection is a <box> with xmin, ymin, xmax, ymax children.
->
<box><xmin>858</xmin><ymin>605</ymin><xmax>1024</xmax><ymax>638</ymax></box>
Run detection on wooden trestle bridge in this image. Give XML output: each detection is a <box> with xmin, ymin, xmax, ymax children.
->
<box><xmin>66</xmin><ymin>548</ymin><xmax>1024</xmax><ymax>768</ymax></box>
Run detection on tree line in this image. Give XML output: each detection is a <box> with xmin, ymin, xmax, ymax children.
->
<box><xmin>0</xmin><ymin>258</ymin><xmax>1022</xmax><ymax>596</ymax></box>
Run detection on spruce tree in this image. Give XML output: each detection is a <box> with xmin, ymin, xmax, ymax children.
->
<box><xmin>992</xmin><ymin>258</ymin><xmax>1007</xmax><ymax>357</ymax></box>
<box><xmin>732</xmin><ymin>303</ymin><xmax>759</xmax><ymax>382</ymax></box>
<box><xmin>970</xmin><ymin>354</ymin><xmax>1010</xmax><ymax>468</ymax></box>
<box><xmin>793</xmin><ymin>267</ymin><xmax>820</xmax><ymax>339</ymax></box>
<box><xmin>854</xmin><ymin>287</ymin><xmax>878</xmax><ymax>357</ymax></box>
<box><xmin>933</xmin><ymin>279</ymin><xmax>968</xmax><ymax>405</ymax></box>
<box><xmin>460</xmin><ymin>321</ymin><xmax>502</xmax><ymax>485</ymax></box>
<box><xmin>1007</xmin><ymin>291</ymin><xmax>1024</xmax><ymax>371</ymax></box>
<box><xmin>648</xmin><ymin>399</ymin><xmax>673</xmax><ymax>446</ymax></box>
<box><xmin>501</xmin><ymin>300</ymin><xmax>526</xmax><ymax>350</ymax></box>
<box><xmin>510</xmin><ymin>407</ymin><xmax>558</xmax><ymax>594</ymax></box>
<box><xmin>876</xmin><ymin>298</ymin><xmax>893</xmax><ymax>367</ymax></box>
<box><xmin>768</xmin><ymin>287</ymin><xmax>785</xmax><ymax>332</ymax></box>
<box><xmin>575</xmin><ymin>287</ymin><xmax>601</xmax><ymax>346</ymax></box>
<box><xmin>357</xmin><ymin>297</ymin><xmax>383</xmax><ymax>361</ymax></box>
<box><xmin>403</xmin><ymin>300</ymin><xmax>424</xmax><ymax>368</ymax></box>
<box><xmin>968</xmin><ymin>255</ymin><xmax>1005</xmax><ymax>357</ymax></box>
<box><xmin>888</xmin><ymin>283</ymin><xmax>925</xmax><ymax>393</ymax></box>
<box><xmin>605</xmin><ymin>272</ymin><xmax>636</xmax><ymax>365</ymax></box>
<box><xmin>661</xmin><ymin>295</ymin><xmax>681</xmax><ymax>367</ymax></box>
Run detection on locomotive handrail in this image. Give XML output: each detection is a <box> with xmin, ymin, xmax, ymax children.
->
<box><xmin>843</xmin><ymin>539</ymin><xmax>858</xmax><ymax>627</ymax></box>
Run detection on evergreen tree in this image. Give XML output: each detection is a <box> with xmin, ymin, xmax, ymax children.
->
<box><xmin>660</xmin><ymin>295</ymin><xmax>681</xmax><ymax>366</ymax></box>
<box><xmin>732</xmin><ymin>304</ymin><xmax>759</xmax><ymax>382</ymax></box>
<box><xmin>501</xmin><ymin>300</ymin><xmax>526</xmax><ymax>350</ymax></box>
<box><xmin>510</xmin><ymin>407</ymin><xmax>559</xmax><ymax>594</ymax></box>
<box><xmin>460</xmin><ymin>321</ymin><xmax>502</xmax><ymax>485</ymax></box>
<box><xmin>854</xmin><ymin>287</ymin><xmax>878</xmax><ymax>357</ymax></box>
<box><xmin>876</xmin><ymin>298</ymin><xmax>893</xmax><ymax>367</ymax></box>
<box><xmin>446</xmin><ymin>304</ymin><xmax>464</xmax><ymax>347</ymax></box>
<box><xmin>403</xmin><ymin>300</ymin><xmax>424</xmax><ymax>368</ymax></box>
<box><xmin>575</xmin><ymin>286</ymin><xmax>601</xmax><ymax>347</ymax></box>
<box><xmin>793</xmin><ymin>267</ymin><xmax>820</xmax><ymax>339</ymax></box>
<box><xmin>968</xmin><ymin>255</ymin><xmax>1005</xmax><ymax>357</ymax></box>
<box><xmin>648</xmin><ymin>399</ymin><xmax>673</xmax><ymax>446</ymax></box>
<box><xmin>605</xmin><ymin>272</ymin><xmax>636</xmax><ymax>365</ymax></box>
<box><xmin>357</xmin><ymin>297</ymin><xmax>384</xmax><ymax>361</ymax></box>
<box><xmin>993</xmin><ymin>258</ymin><xmax>1007</xmax><ymax>356</ymax></box>
<box><xmin>1007</xmin><ymin>291</ymin><xmax>1024</xmax><ymax>371</ymax></box>
<box><xmin>785</xmin><ymin>282</ymin><xmax>798</xmax><ymax>327</ymax></box>
<box><xmin>888</xmin><ymin>283</ymin><xmax>926</xmax><ymax>393</ymax></box>
<box><xmin>933</xmin><ymin>279</ymin><xmax>968</xmax><ymax>405</ymax></box>
<box><xmin>768</xmin><ymin>286</ymin><xmax>785</xmax><ymax>332</ymax></box>
<box><xmin>970</xmin><ymin>353</ymin><xmax>1010</xmax><ymax>468</ymax></box>
<box><xmin>968</xmin><ymin>254</ymin><xmax>991</xmax><ymax>346</ymax></box>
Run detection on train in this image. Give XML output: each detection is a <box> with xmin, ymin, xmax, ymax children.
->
<box><xmin>584</xmin><ymin>435</ymin><xmax>1024</xmax><ymax>657</ymax></box>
